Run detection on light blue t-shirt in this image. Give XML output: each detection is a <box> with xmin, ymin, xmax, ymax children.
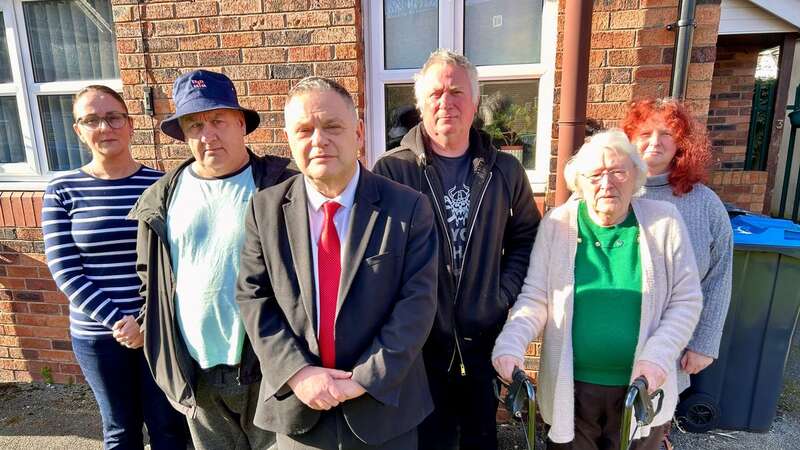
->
<box><xmin>167</xmin><ymin>164</ymin><xmax>255</xmax><ymax>368</ymax></box>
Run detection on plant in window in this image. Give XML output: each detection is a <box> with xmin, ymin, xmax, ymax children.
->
<box><xmin>480</xmin><ymin>93</ymin><xmax>536</xmax><ymax>162</ymax></box>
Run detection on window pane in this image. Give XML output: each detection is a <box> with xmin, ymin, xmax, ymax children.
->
<box><xmin>39</xmin><ymin>95</ymin><xmax>90</xmax><ymax>171</ymax></box>
<box><xmin>465</xmin><ymin>0</ymin><xmax>542</xmax><ymax>66</ymax></box>
<box><xmin>23</xmin><ymin>0</ymin><xmax>119</xmax><ymax>83</ymax></box>
<box><xmin>385</xmin><ymin>84</ymin><xmax>419</xmax><ymax>150</ymax></box>
<box><xmin>0</xmin><ymin>13</ymin><xmax>12</xmax><ymax>83</ymax></box>
<box><xmin>478</xmin><ymin>80</ymin><xmax>539</xmax><ymax>170</ymax></box>
<box><xmin>0</xmin><ymin>97</ymin><xmax>25</xmax><ymax>163</ymax></box>
<box><xmin>384</xmin><ymin>0</ymin><xmax>438</xmax><ymax>70</ymax></box>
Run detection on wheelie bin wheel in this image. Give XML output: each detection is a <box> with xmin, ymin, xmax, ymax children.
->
<box><xmin>675</xmin><ymin>393</ymin><xmax>720</xmax><ymax>433</ymax></box>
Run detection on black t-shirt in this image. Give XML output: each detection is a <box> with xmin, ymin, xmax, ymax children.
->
<box><xmin>430</xmin><ymin>152</ymin><xmax>473</xmax><ymax>271</ymax></box>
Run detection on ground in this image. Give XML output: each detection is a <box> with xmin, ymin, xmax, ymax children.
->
<box><xmin>1</xmin><ymin>332</ymin><xmax>798</xmax><ymax>449</ymax></box>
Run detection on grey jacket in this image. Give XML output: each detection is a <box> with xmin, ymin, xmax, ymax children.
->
<box><xmin>128</xmin><ymin>151</ymin><xmax>295</xmax><ymax>417</ymax></box>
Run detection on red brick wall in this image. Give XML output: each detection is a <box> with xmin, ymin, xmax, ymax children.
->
<box><xmin>112</xmin><ymin>0</ymin><xmax>365</xmax><ymax>171</ymax></box>
<box><xmin>708</xmin><ymin>170</ymin><xmax>768</xmax><ymax>212</ymax></box>
<box><xmin>546</xmin><ymin>0</ymin><xmax>722</xmax><ymax>206</ymax></box>
<box><xmin>707</xmin><ymin>45</ymin><xmax>759</xmax><ymax>170</ymax></box>
<box><xmin>0</xmin><ymin>194</ymin><xmax>81</xmax><ymax>383</ymax></box>
<box><xmin>1</xmin><ymin>0</ymin><xmax>366</xmax><ymax>384</ymax></box>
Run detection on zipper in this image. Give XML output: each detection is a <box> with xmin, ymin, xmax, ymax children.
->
<box><xmin>423</xmin><ymin>162</ymin><xmax>494</xmax><ymax>376</ymax></box>
<box><xmin>453</xmin><ymin>171</ymin><xmax>493</xmax><ymax>376</ymax></box>
<box><xmin>453</xmin><ymin>171</ymin><xmax>493</xmax><ymax>303</ymax></box>
<box><xmin>423</xmin><ymin>167</ymin><xmax>465</xmax><ymax>374</ymax></box>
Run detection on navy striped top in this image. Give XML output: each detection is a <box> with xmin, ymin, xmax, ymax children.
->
<box><xmin>42</xmin><ymin>166</ymin><xmax>162</xmax><ymax>339</ymax></box>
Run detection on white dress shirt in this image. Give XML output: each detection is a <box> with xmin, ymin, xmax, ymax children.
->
<box><xmin>304</xmin><ymin>164</ymin><xmax>360</xmax><ymax>332</ymax></box>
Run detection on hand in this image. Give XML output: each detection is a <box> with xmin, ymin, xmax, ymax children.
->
<box><xmin>681</xmin><ymin>350</ymin><xmax>714</xmax><ymax>375</ymax></box>
<box><xmin>287</xmin><ymin>366</ymin><xmax>353</xmax><ymax>410</ymax></box>
<box><xmin>493</xmin><ymin>355</ymin><xmax>524</xmax><ymax>383</ymax></box>
<box><xmin>112</xmin><ymin>316</ymin><xmax>143</xmax><ymax>349</ymax></box>
<box><xmin>632</xmin><ymin>360</ymin><xmax>667</xmax><ymax>394</ymax></box>
<box><xmin>331</xmin><ymin>378</ymin><xmax>367</xmax><ymax>402</ymax></box>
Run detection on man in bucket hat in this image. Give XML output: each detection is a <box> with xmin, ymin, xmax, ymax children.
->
<box><xmin>129</xmin><ymin>69</ymin><xmax>295</xmax><ymax>449</ymax></box>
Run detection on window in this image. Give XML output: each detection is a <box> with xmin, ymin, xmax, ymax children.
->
<box><xmin>0</xmin><ymin>0</ymin><xmax>120</xmax><ymax>186</ymax></box>
<box><xmin>365</xmin><ymin>0</ymin><xmax>557</xmax><ymax>190</ymax></box>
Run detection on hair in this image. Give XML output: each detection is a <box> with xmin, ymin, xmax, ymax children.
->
<box><xmin>72</xmin><ymin>85</ymin><xmax>128</xmax><ymax>118</ymax></box>
<box><xmin>413</xmin><ymin>49</ymin><xmax>480</xmax><ymax>111</ymax></box>
<box><xmin>564</xmin><ymin>128</ymin><xmax>648</xmax><ymax>194</ymax></box>
<box><xmin>621</xmin><ymin>97</ymin><xmax>712</xmax><ymax>196</ymax></box>
<box><xmin>286</xmin><ymin>76</ymin><xmax>357</xmax><ymax>118</ymax></box>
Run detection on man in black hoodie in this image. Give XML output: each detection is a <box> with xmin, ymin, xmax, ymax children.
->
<box><xmin>373</xmin><ymin>50</ymin><xmax>540</xmax><ymax>450</ymax></box>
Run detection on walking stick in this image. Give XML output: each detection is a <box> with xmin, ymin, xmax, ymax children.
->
<box><xmin>620</xmin><ymin>376</ymin><xmax>665</xmax><ymax>450</ymax></box>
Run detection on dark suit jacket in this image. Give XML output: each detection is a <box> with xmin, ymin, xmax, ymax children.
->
<box><xmin>236</xmin><ymin>167</ymin><xmax>438</xmax><ymax>445</ymax></box>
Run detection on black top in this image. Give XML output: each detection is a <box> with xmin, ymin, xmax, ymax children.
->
<box><xmin>430</xmin><ymin>151</ymin><xmax>473</xmax><ymax>271</ymax></box>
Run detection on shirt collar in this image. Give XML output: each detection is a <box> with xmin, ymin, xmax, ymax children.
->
<box><xmin>304</xmin><ymin>163</ymin><xmax>361</xmax><ymax>212</ymax></box>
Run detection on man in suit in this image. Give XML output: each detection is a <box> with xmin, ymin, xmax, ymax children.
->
<box><xmin>236</xmin><ymin>76</ymin><xmax>439</xmax><ymax>450</ymax></box>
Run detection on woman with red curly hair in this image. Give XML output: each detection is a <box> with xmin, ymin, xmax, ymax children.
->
<box><xmin>622</xmin><ymin>98</ymin><xmax>733</xmax><ymax>392</ymax></box>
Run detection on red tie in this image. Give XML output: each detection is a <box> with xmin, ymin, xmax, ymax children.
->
<box><xmin>318</xmin><ymin>201</ymin><xmax>341</xmax><ymax>368</ymax></box>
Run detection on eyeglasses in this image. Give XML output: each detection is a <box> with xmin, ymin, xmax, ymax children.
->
<box><xmin>76</xmin><ymin>112</ymin><xmax>129</xmax><ymax>130</ymax></box>
<box><xmin>580</xmin><ymin>169</ymin><xmax>630</xmax><ymax>185</ymax></box>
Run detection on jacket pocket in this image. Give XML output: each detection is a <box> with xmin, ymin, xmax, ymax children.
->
<box><xmin>364</xmin><ymin>252</ymin><xmax>393</xmax><ymax>267</ymax></box>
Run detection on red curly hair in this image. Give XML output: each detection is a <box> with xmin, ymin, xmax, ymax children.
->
<box><xmin>621</xmin><ymin>98</ymin><xmax>712</xmax><ymax>196</ymax></box>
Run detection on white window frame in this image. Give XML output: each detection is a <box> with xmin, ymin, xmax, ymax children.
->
<box><xmin>0</xmin><ymin>0</ymin><xmax>121</xmax><ymax>190</ymax></box>
<box><xmin>364</xmin><ymin>0</ymin><xmax>558</xmax><ymax>193</ymax></box>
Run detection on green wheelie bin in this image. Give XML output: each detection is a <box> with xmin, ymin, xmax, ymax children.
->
<box><xmin>676</xmin><ymin>214</ymin><xmax>800</xmax><ymax>432</ymax></box>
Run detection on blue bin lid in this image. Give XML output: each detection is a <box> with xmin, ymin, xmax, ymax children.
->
<box><xmin>731</xmin><ymin>214</ymin><xmax>800</xmax><ymax>257</ymax></box>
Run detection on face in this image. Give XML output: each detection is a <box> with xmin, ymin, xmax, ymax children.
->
<box><xmin>632</xmin><ymin>118</ymin><xmax>678</xmax><ymax>176</ymax></box>
<box><xmin>575</xmin><ymin>147</ymin><xmax>637</xmax><ymax>220</ymax></box>
<box><xmin>72</xmin><ymin>91</ymin><xmax>133</xmax><ymax>160</ymax></box>
<box><xmin>418</xmin><ymin>63</ymin><xmax>477</xmax><ymax>147</ymax></box>
<box><xmin>284</xmin><ymin>90</ymin><xmax>363</xmax><ymax>190</ymax></box>
<box><xmin>180</xmin><ymin>108</ymin><xmax>248</xmax><ymax>177</ymax></box>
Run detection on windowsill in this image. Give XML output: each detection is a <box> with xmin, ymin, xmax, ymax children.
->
<box><xmin>0</xmin><ymin>180</ymin><xmax>49</xmax><ymax>192</ymax></box>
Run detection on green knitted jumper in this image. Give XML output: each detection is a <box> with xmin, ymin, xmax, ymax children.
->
<box><xmin>572</xmin><ymin>201</ymin><xmax>642</xmax><ymax>386</ymax></box>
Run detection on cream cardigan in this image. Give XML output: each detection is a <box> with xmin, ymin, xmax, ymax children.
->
<box><xmin>492</xmin><ymin>198</ymin><xmax>702</xmax><ymax>443</ymax></box>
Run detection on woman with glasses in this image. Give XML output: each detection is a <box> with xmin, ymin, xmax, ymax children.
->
<box><xmin>42</xmin><ymin>85</ymin><xmax>187</xmax><ymax>449</ymax></box>
<box><xmin>492</xmin><ymin>129</ymin><xmax>702</xmax><ymax>449</ymax></box>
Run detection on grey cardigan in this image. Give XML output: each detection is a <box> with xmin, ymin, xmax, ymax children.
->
<box><xmin>492</xmin><ymin>198</ymin><xmax>703</xmax><ymax>443</ymax></box>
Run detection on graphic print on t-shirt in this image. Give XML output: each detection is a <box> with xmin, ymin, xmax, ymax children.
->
<box><xmin>444</xmin><ymin>183</ymin><xmax>471</xmax><ymax>270</ymax></box>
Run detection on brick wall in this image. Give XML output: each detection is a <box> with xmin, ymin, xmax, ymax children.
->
<box><xmin>0</xmin><ymin>195</ymin><xmax>80</xmax><ymax>384</ymax></box>
<box><xmin>1</xmin><ymin>0</ymin><xmax>365</xmax><ymax>384</ymax></box>
<box><xmin>708</xmin><ymin>170</ymin><xmax>768</xmax><ymax>212</ymax></box>
<box><xmin>545</xmin><ymin>0</ymin><xmax>722</xmax><ymax>205</ymax></box>
<box><xmin>707</xmin><ymin>45</ymin><xmax>759</xmax><ymax>170</ymax></box>
<box><xmin>112</xmin><ymin>0</ymin><xmax>364</xmax><ymax>171</ymax></box>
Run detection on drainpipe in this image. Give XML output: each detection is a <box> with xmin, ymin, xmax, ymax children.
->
<box><xmin>555</xmin><ymin>0</ymin><xmax>593</xmax><ymax>205</ymax></box>
<box><xmin>669</xmin><ymin>0</ymin><xmax>697</xmax><ymax>99</ymax></box>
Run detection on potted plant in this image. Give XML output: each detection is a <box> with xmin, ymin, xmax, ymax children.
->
<box><xmin>480</xmin><ymin>93</ymin><xmax>536</xmax><ymax>164</ymax></box>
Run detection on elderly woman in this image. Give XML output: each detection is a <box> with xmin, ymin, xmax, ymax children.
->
<box><xmin>622</xmin><ymin>98</ymin><xmax>733</xmax><ymax>384</ymax></box>
<box><xmin>492</xmin><ymin>129</ymin><xmax>702</xmax><ymax>449</ymax></box>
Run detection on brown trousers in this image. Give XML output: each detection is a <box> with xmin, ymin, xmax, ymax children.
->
<box><xmin>546</xmin><ymin>380</ymin><xmax>668</xmax><ymax>450</ymax></box>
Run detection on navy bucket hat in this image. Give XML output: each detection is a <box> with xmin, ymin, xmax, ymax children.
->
<box><xmin>160</xmin><ymin>70</ymin><xmax>260</xmax><ymax>141</ymax></box>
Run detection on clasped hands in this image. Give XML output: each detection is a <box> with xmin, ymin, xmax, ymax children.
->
<box><xmin>112</xmin><ymin>315</ymin><xmax>143</xmax><ymax>349</ymax></box>
<box><xmin>287</xmin><ymin>366</ymin><xmax>366</xmax><ymax>410</ymax></box>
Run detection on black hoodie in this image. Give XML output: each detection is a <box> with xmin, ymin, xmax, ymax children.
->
<box><xmin>373</xmin><ymin>124</ymin><xmax>540</xmax><ymax>376</ymax></box>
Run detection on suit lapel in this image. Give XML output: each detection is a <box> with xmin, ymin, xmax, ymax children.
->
<box><xmin>337</xmin><ymin>169</ymin><xmax>380</xmax><ymax>316</ymax></box>
<box><xmin>282</xmin><ymin>178</ymin><xmax>317</xmax><ymax>332</ymax></box>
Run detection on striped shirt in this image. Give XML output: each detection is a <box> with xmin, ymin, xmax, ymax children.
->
<box><xmin>42</xmin><ymin>166</ymin><xmax>162</xmax><ymax>339</ymax></box>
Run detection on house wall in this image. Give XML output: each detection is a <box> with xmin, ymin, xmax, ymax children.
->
<box><xmin>546</xmin><ymin>0</ymin><xmax>723</xmax><ymax>206</ymax></box>
<box><xmin>707</xmin><ymin>45</ymin><xmax>759</xmax><ymax>170</ymax></box>
<box><xmin>1</xmin><ymin>0</ymin><xmax>729</xmax><ymax>385</ymax></box>
<box><xmin>0</xmin><ymin>0</ymin><xmax>366</xmax><ymax>384</ymax></box>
